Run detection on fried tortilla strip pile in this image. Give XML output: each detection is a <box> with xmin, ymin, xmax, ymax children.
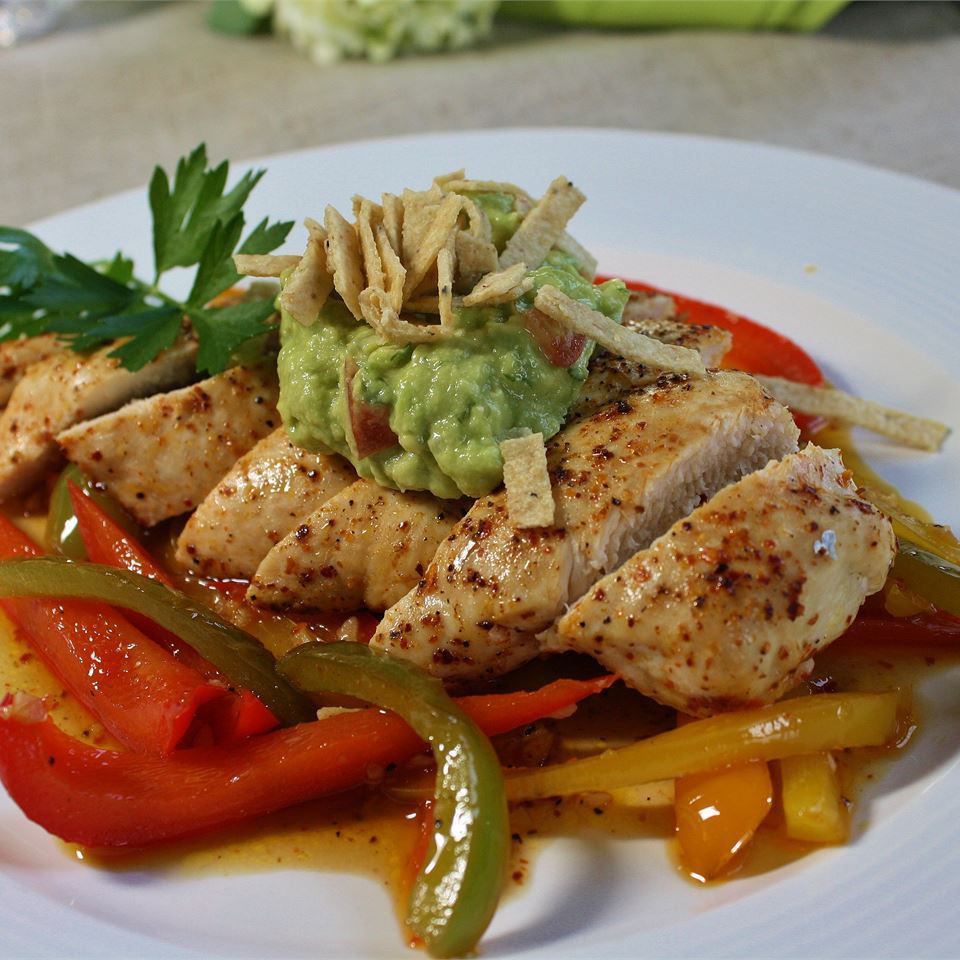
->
<box><xmin>234</xmin><ymin>171</ymin><xmax>594</xmax><ymax>345</ymax></box>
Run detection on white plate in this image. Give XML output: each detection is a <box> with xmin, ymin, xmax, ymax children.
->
<box><xmin>2</xmin><ymin>129</ymin><xmax>958</xmax><ymax>959</ymax></box>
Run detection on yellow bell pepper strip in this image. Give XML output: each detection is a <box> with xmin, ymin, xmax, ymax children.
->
<box><xmin>279</xmin><ymin>641</ymin><xmax>509</xmax><ymax>960</ymax></box>
<box><xmin>779</xmin><ymin>752</ymin><xmax>849</xmax><ymax>844</ymax></box>
<box><xmin>890</xmin><ymin>541</ymin><xmax>960</xmax><ymax>619</ymax></box>
<box><xmin>44</xmin><ymin>464</ymin><xmax>138</xmax><ymax>560</ymax></box>
<box><xmin>0</xmin><ymin>556</ymin><xmax>315</xmax><ymax>728</ymax></box>
<box><xmin>503</xmin><ymin>692</ymin><xmax>900</xmax><ymax>802</ymax></box>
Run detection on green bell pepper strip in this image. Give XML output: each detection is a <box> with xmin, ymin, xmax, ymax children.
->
<box><xmin>279</xmin><ymin>641</ymin><xmax>509</xmax><ymax>960</ymax></box>
<box><xmin>45</xmin><ymin>464</ymin><xmax>139</xmax><ymax>560</ymax></box>
<box><xmin>892</xmin><ymin>540</ymin><xmax>960</xmax><ymax>619</ymax></box>
<box><xmin>0</xmin><ymin>557</ymin><xmax>315</xmax><ymax>728</ymax></box>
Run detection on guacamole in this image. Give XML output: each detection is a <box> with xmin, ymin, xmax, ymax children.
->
<box><xmin>277</xmin><ymin>195</ymin><xmax>628</xmax><ymax>500</ymax></box>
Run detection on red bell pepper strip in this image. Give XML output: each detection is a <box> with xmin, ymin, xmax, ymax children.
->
<box><xmin>0</xmin><ymin>515</ymin><xmax>223</xmax><ymax>755</ymax></box>
<box><xmin>68</xmin><ymin>484</ymin><xmax>277</xmax><ymax>743</ymax></box>
<box><xmin>0</xmin><ymin>674</ymin><xmax>615</xmax><ymax>848</ymax></box>
<box><xmin>840</xmin><ymin>612</ymin><xmax>960</xmax><ymax>646</ymax></box>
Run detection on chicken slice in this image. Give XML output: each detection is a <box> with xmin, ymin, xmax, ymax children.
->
<box><xmin>248</xmin><ymin>480</ymin><xmax>470</xmax><ymax>613</ymax></box>
<box><xmin>0</xmin><ymin>335</ymin><xmax>64</xmax><ymax>407</ymax></box>
<box><xmin>175</xmin><ymin>428</ymin><xmax>357</xmax><ymax>579</ymax></box>
<box><xmin>570</xmin><ymin>317</ymin><xmax>731</xmax><ymax>421</ymax></box>
<box><xmin>57</xmin><ymin>365</ymin><xmax>279</xmax><ymax>527</ymax></box>
<box><xmin>621</xmin><ymin>290</ymin><xmax>679</xmax><ymax>326</ymax></box>
<box><xmin>0</xmin><ymin>338</ymin><xmax>198</xmax><ymax>500</ymax></box>
<box><xmin>371</xmin><ymin>371</ymin><xmax>800</xmax><ymax>680</ymax></box>
<box><xmin>550</xmin><ymin>445</ymin><xmax>896</xmax><ymax>716</ymax></box>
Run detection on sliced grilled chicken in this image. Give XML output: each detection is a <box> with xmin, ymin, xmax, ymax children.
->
<box><xmin>0</xmin><ymin>338</ymin><xmax>198</xmax><ymax>500</ymax></box>
<box><xmin>248</xmin><ymin>480</ymin><xmax>470</xmax><ymax>613</ymax></box>
<box><xmin>550</xmin><ymin>445</ymin><xmax>895</xmax><ymax>716</ymax></box>
<box><xmin>570</xmin><ymin>318</ymin><xmax>731</xmax><ymax>421</ymax></box>
<box><xmin>58</xmin><ymin>365</ymin><xmax>279</xmax><ymax>527</ymax></box>
<box><xmin>623</xmin><ymin>315</ymin><xmax>731</xmax><ymax>365</ymax></box>
<box><xmin>621</xmin><ymin>290</ymin><xmax>679</xmax><ymax>326</ymax></box>
<box><xmin>0</xmin><ymin>335</ymin><xmax>64</xmax><ymax>407</ymax></box>
<box><xmin>371</xmin><ymin>371</ymin><xmax>800</xmax><ymax>680</ymax></box>
<box><xmin>175</xmin><ymin>428</ymin><xmax>357</xmax><ymax>579</ymax></box>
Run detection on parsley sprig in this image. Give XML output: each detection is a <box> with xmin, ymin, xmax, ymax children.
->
<box><xmin>0</xmin><ymin>145</ymin><xmax>293</xmax><ymax>374</ymax></box>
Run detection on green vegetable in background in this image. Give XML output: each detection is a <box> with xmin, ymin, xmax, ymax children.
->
<box><xmin>279</xmin><ymin>641</ymin><xmax>509</xmax><ymax>960</ymax></box>
<box><xmin>0</xmin><ymin>145</ymin><xmax>292</xmax><ymax>375</ymax></box>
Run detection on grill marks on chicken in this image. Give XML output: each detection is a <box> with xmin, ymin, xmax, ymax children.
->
<box><xmin>0</xmin><ymin>338</ymin><xmax>198</xmax><ymax>500</ymax></box>
<box><xmin>370</xmin><ymin>372</ymin><xmax>801</xmax><ymax>680</ymax></box>
<box><xmin>248</xmin><ymin>480</ymin><xmax>470</xmax><ymax>613</ymax></box>
<box><xmin>551</xmin><ymin>445</ymin><xmax>895</xmax><ymax>715</ymax></box>
<box><xmin>58</xmin><ymin>366</ymin><xmax>280</xmax><ymax>526</ymax></box>
<box><xmin>175</xmin><ymin>429</ymin><xmax>357</xmax><ymax>579</ymax></box>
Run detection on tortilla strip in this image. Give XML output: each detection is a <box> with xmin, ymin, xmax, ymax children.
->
<box><xmin>404</xmin><ymin>296</ymin><xmax>440</xmax><ymax>314</ymax></box>
<box><xmin>401</xmin><ymin>188</ymin><xmax>444</xmax><ymax>267</ymax></box>
<box><xmin>437</xmin><ymin>238</ymin><xmax>456</xmax><ymax>331</ymax></box>
<box><xmin>499</xmin><ymin>176</ymin><xmax>585</xmax><ymax>271</ymax></box>
<box><xmin>375</xmin><ymin>224</ymin><xmax>406</xmax><ymax>314</ymax></box>
<box><xmin>755</xmin><ymin>375</ymin><xmax>950</xmax><ymax>451</ymax></box>
<box><xmin>534</xmin><ymin>285</ymin><xmax>706</xmax><ymax>378</ymax></box>
<box><xmin>324</xmin><ymin>205</ymin><xmax>364</xmax><ymax>320</ymax></box>
<box><xmin>440</xmin><ymin>179</ymin><xmax>534</xmax><ymax>207</ymax></box>
<box><xmin>402</xmin><ymin>192</ymin><xmax>463</xmax><ymax>301</ymax></box>
<box><xmin>356</xmin><ymin>197</ymin><xmax>384</xmax><ymax>294</ymax></box>
<box><xmin>277</xmin><ymin>219</ymin><xmax>332</xmax><ymax>326</ymax></box>
<box><xmin>553</xmin><ymin>232</ymin><xmax>598</xmax><ymax>281</ymax></box>
<box><xmin>500</xmin><ymin>433</ymin><xmax>555</xmax><ymax>528</ymax></box>
<box><xmin>455</xmin><ymin>230</ymin><xmax>499</xmax><ymax>289</ymax></box>
<box><xmin>462</xmin><ymin>263</ymin><xmax>533</xmax><ymax>307</ymax></box>
<box><xmin>433</xmin><ymin>169</ymin><xmax>466</xmax><ymax>190</ymax></box>
<box><xmin>381</xmin><ymin>193</ymin><xmax>404</xmax><ymax>255</ymax></box>
<box><xmin>461</xmin><ymin>196</ymin><xmax>494</xmax><ymax>243</ymax></box>
<box><xmin>233</xmin><ymin>254</ymin><xmax>301</xmax><ymax>278</ymax></box>
<box><xmin>359</xmin><ymin>287</ymin><xmax>452</xmax><ymax>344</ymax></box>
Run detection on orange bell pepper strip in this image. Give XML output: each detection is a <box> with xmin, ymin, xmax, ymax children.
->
<box><xmin>0</xmin><ymin>514</ymin><xmax>223</xmax><ymax>755</ymax></box>
<box><xmin>67</xmin><ymin>483</ymin><xmax>277</xmax><ymax>743</ymax></box>
<box><xmin>672</xmin><ymin>709</ymin><xmax>773</xmax><ymax>881</ymax></box>
<box><xmin>674</xmin><ymin>759</ymin><xmax>773</xmax><ymax>881</ymax></box>
<box><xmin>0</xmin><ymin>675</ymin><xmax>615</xmax><ymax>848</ymax></box>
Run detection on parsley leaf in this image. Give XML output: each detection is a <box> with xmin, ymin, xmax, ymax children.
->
<box><xmin>73</xmin><ymin>306</ymin><xmax>183</xmax><ymax>370</ymax></box>
<box><xmin>0</xmin><ymin>227</ymin><xmax>54</xmax><ymax>290</ymax></box>
<box><xmin>191</xmin><ymin>299</ymin><xmax>277</xmax><ymax>374</ymax></box>
<box><xmin>150</xmin><ymin>144</ymin><xmax>265</xmax><ymax>276</ymax></box>
<box><xmin>0</xmin><ymin>144</ymin><xmax>293</xmax><ymax>375</ymax></box>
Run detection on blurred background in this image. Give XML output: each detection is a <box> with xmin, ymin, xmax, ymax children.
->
<box><xmin>1</xmin><ymin>0</ymin><xmax>958</xmax><ymax>226</ymax></box>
